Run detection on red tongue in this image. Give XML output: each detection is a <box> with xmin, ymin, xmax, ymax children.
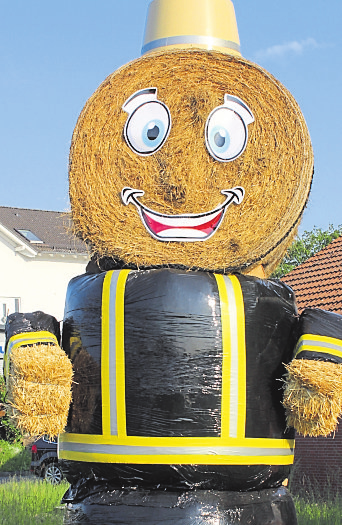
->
<box><xmin>142</xmin><ymin>210</ymin><xmax>223</xmax><ymax>235</ymax></box>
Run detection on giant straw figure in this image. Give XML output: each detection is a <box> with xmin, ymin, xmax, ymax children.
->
<box><xmin>5</xmin><ymin>1</ymin><xmax>342</xmax><ymax>523</ymax></box>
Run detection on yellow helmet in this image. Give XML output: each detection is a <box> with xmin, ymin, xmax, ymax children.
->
<box><xmin>142</xmin><ymin>0</ymin><xmax>241</xmax><ymax>57</ymax></box>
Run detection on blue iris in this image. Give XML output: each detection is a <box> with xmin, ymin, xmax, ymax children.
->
<box><xmin>142</xmin><ymin>119</ymin><xmax>165</xmax><ymax>148</ymax></box>
<box><xmin>209</xmin><ymin>126</ymin><xmax>230</xmax><ymax>156</ymax></box>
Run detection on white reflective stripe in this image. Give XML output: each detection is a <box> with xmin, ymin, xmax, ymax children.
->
<box><xmin>108</xmin><ymin>271</ymin><xmax>121</xmax><ymax>436</ymax></box>
<box><xmin>222</xmin><ymin>276</ymin><xmax>239</xmax><ymax>438</ymax></box>
<box><xmin>5</xmin><ymin>333</ymin><xmax>58</xmax><ymax>379</ymax></box>
<box><xmin>59</xmin><ymin>441</ymin><xmax>293</xmax><ymax>457</ymax></box>
<box><xmin>295</xmin><ymin>338</ymin><xmax>342</xmax><ymax>358</ymax></box>
<box><xmin>141</xmin><ymin>35</ymin><xmax>241</xmax><ymax>55</ymax></box>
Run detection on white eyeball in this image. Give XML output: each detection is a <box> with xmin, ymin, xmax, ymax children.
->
<box><xmin>124</xmin><ymin>101</ymin><xmax>171</xmax><ymax>155</ymax></box>
<box><xmin>205</xmin><ymin>107</ymin><xmax>248</xmax><ymax>162</ymax></box>
<box><xmin>205</xmin><ymin>94</ymin><xmax>254</xmax><ymax>162</ymax></box>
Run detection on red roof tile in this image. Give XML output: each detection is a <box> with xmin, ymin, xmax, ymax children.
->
<box><xmin>282</xmin><ymin>237</ymin><xmax>342</xmax><ymax>314</ymax></box>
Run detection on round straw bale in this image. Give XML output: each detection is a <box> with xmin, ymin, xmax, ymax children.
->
<box><xmin>69</xmin><ymin>49</ymin><xmax>313</xmax><ymax>276</ymax></box>
<box><xmin>283</xmin><ymin>359</ymin><xmax>342</xmax><ymax>437</ymax></box>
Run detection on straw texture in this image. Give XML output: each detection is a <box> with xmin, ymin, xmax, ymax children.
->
<box><xmin>283</xmin><ymin>359</ymin><xmax>342</xmax><ymax>437</ymax></box>
<box><xmin>6</xmin><ymin>344</ymin><xmax>73</xmax><ymax>437</ymax></box>
<box><xmin>69</xmin><ymin>49</ymin><xmax>313</xmax><ymax>276</ymax></box>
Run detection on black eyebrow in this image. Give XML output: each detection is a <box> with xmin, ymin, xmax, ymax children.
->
<box><xmin>123</xmin><ymin>88</ymin><xmax>157</xmax><ymax>109</ymax></box>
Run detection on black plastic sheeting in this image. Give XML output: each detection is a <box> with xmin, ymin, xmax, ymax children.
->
<box><xmin>61</xmin><ymin>269</ymin><xmax>296</xmax><ymax>493</ymax></box>
<box><xmin>7</xmin><ymin>268</ymin><xmax>342</xmax><ymax>524</ymax></box>
<box><xmin>296</xmin><ymin>308</ymin><xmax>342</xmax><ymax>363</ymax></box>
<box><xmin>5</xmin><ymin>311</ymin><xmax>60</xmax><ymax>343</ymax></box>
<box><xmin>63</xmin><ymin>486</ymin><xmax>297</xmax><ymax>525</ymax></box>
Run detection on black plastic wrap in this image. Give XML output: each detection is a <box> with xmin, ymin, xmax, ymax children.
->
<box><xmin>63</xmin><ymin>273</ymin><xmax>105</xmax><ymax>435</ymax></box>
<box><xmin>296</xmin><ymin>308</ymin><xmax>342</xmax><ymax>363</ymax></box>
<box><xmin>240</xmin><ymin>276</ymin><xmax>297</xmax><ymax>438</ymax></box>
<box><xmin>5</xmin><ymin>311</ymin><xmax>60</xmax><ymax>344</ymax></box>
<box><xmin>62</xmin><ymin>486</ymin><xmax>297</xmax><ymax>525</ymax></box>
<box><xmin>61</xmin><ymin>269</ymin><xmax>297</xmax><ymax>495</ymax></box>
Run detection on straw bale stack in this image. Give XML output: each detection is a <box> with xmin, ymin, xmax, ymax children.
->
<box><xmin>69</xmin><ymin>49</ymin><xmax>313</xmax><ymax>277</ymax></box>
<box><xmin>6</xmin><ymin>343</ymin><xmax>73</xmax><ymax>437</ymax></box>
<box><xmin>283</xmin><ymin>359</ymin><xmax>342</xmax><ymax>437</ymax></box>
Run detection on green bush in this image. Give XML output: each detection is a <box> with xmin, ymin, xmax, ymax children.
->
<box><xmin>0</xmin><ymin>375</ymin><xmax>23</xmax><ymax>443</ymax></box>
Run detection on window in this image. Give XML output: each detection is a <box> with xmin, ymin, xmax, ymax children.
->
<box><xmin>0</xmin><ymin>297</ymin><xmax>21</xmax><ymax>329</ymax></box>
<box><xmin>16</xmin><ymin>229</ymin><xmax>43</xmax><ymax>243</ymax></box>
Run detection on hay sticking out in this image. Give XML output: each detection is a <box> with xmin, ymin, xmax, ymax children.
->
<box><xmin>283</xmin><ymin>359</ymin><xmax>342</xmax><ymax>437</ymax></box>
<box><xmin>7</xmin><ymin>343</ymin><xmax>73</xmax><ymax>437</ymax></box>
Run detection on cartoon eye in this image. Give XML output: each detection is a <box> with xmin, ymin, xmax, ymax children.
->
<box><xmin>205</xmin><ymin>95</ymin><xmax>254</xmax><ymax>162</ymax></box>
<box><xmin>123</xmin><ymin>89</ymin><xmax>171</xmax><ymax>156</ymax></box>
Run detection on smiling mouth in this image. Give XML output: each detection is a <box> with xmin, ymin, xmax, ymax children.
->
<box><xmin>121</xmin><ymin>186</ymin><xmax>244</xmax><ymax>242</ymax></box>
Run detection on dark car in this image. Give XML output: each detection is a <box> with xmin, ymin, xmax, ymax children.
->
<box><xmin>31</xmin><ymin>435</ymin><xmax>63</xmax><ymax>484</ymax></box>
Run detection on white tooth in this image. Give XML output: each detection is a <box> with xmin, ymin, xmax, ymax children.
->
<box><xmin>143</xmin><ymin>208</ymin><xmax>221</xmax><ymax>227</ymax></box>
<box><xmin>157</xmin><ymin>229</ymin><xmax>207</xmax><ymax>238</ymax></box>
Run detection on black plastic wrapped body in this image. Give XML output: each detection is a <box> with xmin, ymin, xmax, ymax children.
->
<box><xmin>5</xmin><ymin>311</ymin><xmax>60</xmax><ymax>344</ymax></box>
<box><xmin>63</xmin><ymin>486</ymin><xmax>297</xmax><ymax>525</ymax></box>
<box><xmin>61</xmin><ymin>269</ymin><xmax>297</xmax><ymax>493</ymax></box>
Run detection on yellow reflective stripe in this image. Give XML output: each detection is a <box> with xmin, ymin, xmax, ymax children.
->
<box><xmin>101</xmin><ymin>271</ymin><xmax>113</xmax><ymax>436</ymax></box>
<box><xmin>101</xmin><ymin>270</ymin><xmax>131</xmax><ymax>437</ymax></box>
<box><xmin>116</xmin><ymin>270</ymin><xmax>131</xmax><ymax>438</ymax></box>
<box><xmin>5</xmin><ymin>331</ymin><xmax>58</xmax><ymax>379</ymax></box>
<box><xmin>214</xmin><ymin>274</ymin><xmax>231</xmax><ymax>438</ymax></box>
<box><xmin>296</xmin><ymin>345</ymin><xmax>342</xmax><ymax>359</ymax></box>
<box><xmin>230</xmin><ymin>275</ymin><xmax>246</xmax><ymax>438</ymax></box>
<box><xmin>59</xmin><ymin>433</ymin><xmax>294</xmax><ymax>449</ymax></box>
<box><xmin>294</xmin><ymin>334</ymin><xmax>342</xmax><ymax>360</ymax></box>
<box><xmin>59</xmin><ymin>450</ymin><xmax>294</xmax><ymax>466</ymax></box>
<box><xmin>58</xmin><ymin>435</ymin><xmax>295</xmax><ymax>465</ymax></box>
<box><xmin>214</xmin><ymin>275</ymin><xmax>246</xmax><ymax>439</ymax></box>
<box><xmin>7</xmin><ymin>331</ymin><xmax>58</xmax><ymax>348</ymax></box>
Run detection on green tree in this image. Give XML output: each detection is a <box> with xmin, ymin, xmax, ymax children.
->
<box><xmin>272</xmin><ymin>225</ymin><xmax>342</xmax><ymax>279</ymax></box>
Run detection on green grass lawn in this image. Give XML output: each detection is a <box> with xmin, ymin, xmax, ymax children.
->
<box><xmin>0</xmin><ymin>477</ymin><xmax>68</xmax><ymax>525</ymax></box>
<box><xmin>295</xmin><ymin>497</ymin><xmax>342</xmax><ymax>524</ymax></box>
<box><xmin>0</xmin><ymin>474</ymin><xmax>341</xmax><ymax>525</ymax></box>
<box><xmin>0</xmin><ymin>439</ymin><xmax>31</xmax><ymax>472</ymax></box>
<box><xmin>1</xmin><ymin>440</ymin><xmax>341</xmax><ymax>525</ymax></box>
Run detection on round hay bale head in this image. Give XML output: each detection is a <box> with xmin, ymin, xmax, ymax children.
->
<box><xmin>69</xmin><ymin>49</ymin><xmax>313</xmax><ymax>276</ymax></box>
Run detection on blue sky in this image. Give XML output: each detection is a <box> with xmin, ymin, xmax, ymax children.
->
<box><xmin>1</xmin><ymin>0</ymin><xmax>341</xmax><ymax>233</ymax></box>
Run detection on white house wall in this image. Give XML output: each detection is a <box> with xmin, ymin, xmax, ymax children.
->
<box><xmin>0</xmin><ymin>234</ymin><xmax>88</xmax><ymax>372</ymax></box>
<box><xmin>0</xmin><ymin>239</ymin><xmax>88</xmax><ymax>320</ymax></box>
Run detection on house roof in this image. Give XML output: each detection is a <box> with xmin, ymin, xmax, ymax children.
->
<box><xmin>0</xmin><ymin>206</ymin><xmax>88</xmax><ymax>256</ymax></box>
<box><xmin>282</xmin><ymin>236</ymin><xmax>342</xmax><ymax>314</ymax></box>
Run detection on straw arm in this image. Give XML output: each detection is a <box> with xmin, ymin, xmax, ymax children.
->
<box><xmin>282</xmin><ymin>307</ymin><xmax>342</xmax><ymax>437</ymax></box>
<box><xmin>283</xmin><ymin>358</ymin><xmax>342</xmax><ymax>437</ymax></box>
<box><xmin>5</xmin><ymin>339</ymin><xmax>73</xmax><ymax>438</ymax></box>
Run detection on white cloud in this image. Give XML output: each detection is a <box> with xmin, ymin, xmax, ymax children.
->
<box><xmin>254</xmin><ymin>38</ymin><xmax>323</xmax><ymax>61</ymax></box>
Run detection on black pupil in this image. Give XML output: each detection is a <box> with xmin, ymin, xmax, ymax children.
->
<box><xmin>214</xmin><ymin>132</ymin><xmax>225</xmax><ymax>148</ymax></box>
<box><xmin>147</xmin><ymin>125</ymin><xmax>160</xmax><ymax>141</ymax></box>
